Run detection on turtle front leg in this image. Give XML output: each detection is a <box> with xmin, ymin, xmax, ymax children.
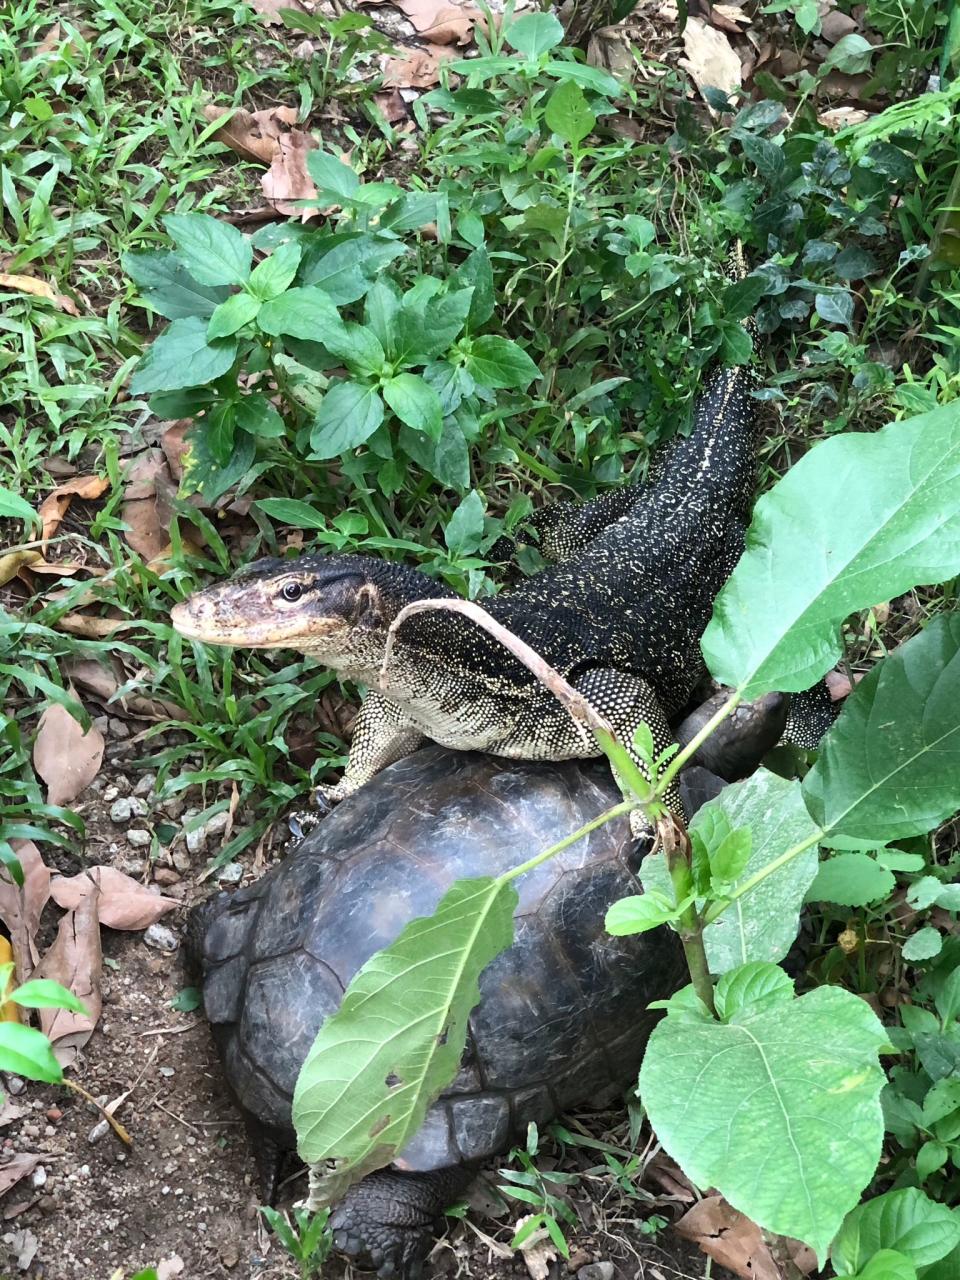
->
<box><xmin>316</xmin><ymin>692</ymin><xmax>424</xmax><ymax>810</ymax></box>
<box><xmin>330</xmin><ymin>1167</ymin><xmax>473</xmax><ymax>1279</ymax></box>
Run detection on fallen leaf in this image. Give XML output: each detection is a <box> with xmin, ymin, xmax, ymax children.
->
<box><xmin>0</xmin><ymin>550</ymin><xmax>42</xmax><ymax>588</ymax></box>
<box><xmin>0</xmin><ymin>1100</ymin><xmax>28</xmax><ymax>1128</ymax></box>
<box><xmin>54</xmin><ymin>613</ymin><xmax>138</xmax><ymax>640</ymax></box>
<box><xmin>818</xmin><ymin>105</ymin><xmax>870</xmax><ymax>129</ymax></box>
<box><xmin>364</xmin><ymin>0</ymin><xmax>481</xmax><ymax>43</ymax></box>
<box><xmin>50</xmin><ymin>867</ymin><xmax>178</xmax><ymax>930</ymax></box>
<box><xmin>710</xmin><ymin>2</ymin><xmax>751</xmax><ymax>32</ymax></box>
<box><xmin>0</xmin><ymin>273</ymin><xmax>78</xmax><ymax>315</ymax></box>
<box><xmin>157</xmin><ymin>1254</ymin><xmax>185</xmax><ymax>1280</ymax></box>
<box><xmin>36</xmin><ymin>22</ymin><xmax>61</xmax><ymax>57</ymax></box>
<box><xmin>33</xmin><ymin>698</ymin><xmax>104</xmax><ymax>808</ymax></box>
<box><xmin>262</xmin><ymin>129</ymin><xmax>319</xmax><ymax>219</ymax></box>
<box><xmin>121</xmin><ymin>448</ymin><xmax>170</xmax><ymax>560</ymax></box>
<box><xmin>248</xmin><ymin>0</ymin><xmax>306</xmax><ymax>23</ymax></box>
<box><xmin>0</xmin><ymin>843</ymin><xmax>53</xmax><ymax>982</ymax></box>
<box><xmin>384</xmin><ymin>44</ymin><xmax>457</xmax><ymax>89</ymax></box>
<box><xmin>372</xmin><ymin>89</ymin><xmax>410</xmax><ymax>125</ymax></box>
<box><xmin>676</xmin><ymin>1196</ymin><xmax>781</xmax><ymax>1280</ymax></box>
<box><xmin>7</xmin><ymin>1227</ymin><xmax>39</xmax><ymax>1269</ymax></box>
<box><xmin>679</xmin><ymin>16</ymin><xmax>742</xmax><ymax>106</ymax></box>
<box><xmin>38</xmin><ymin>475</ymin><xmax>109</xmax><ymax>544</ymax></box>
<box><xmin>203</xmin><ymin>104</ymin><xmax>299</xmax><ymax>165</ymax></box>
<box><xmin>160</xmin><ymin>423</ymin><xmax>191</xmax><ymax>481</ymax></box>
<box><xmin>0</xmin><ymin>1156</ymin><xmax>41</xmax><ymax>1201</ymax></box>
<box><xmin>36</xmin><ymin>890</ymin><xmax>102</xmax><ymax>1067</ymax></box>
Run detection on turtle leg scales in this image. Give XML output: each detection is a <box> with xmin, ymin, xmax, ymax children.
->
<box><xmin>330</xmin><ymin>1167</ymin><xmax>473</xmax><ymax>1279</ymax></box>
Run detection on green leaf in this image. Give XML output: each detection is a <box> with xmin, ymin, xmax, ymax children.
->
<box><xmin>644</xmin><ymin>770</ymin><xmax>820</xmax><ymax>973</ymax></box>
<box><xmin>0</xmin><ymin>1022</ymin><xmax>63</xmax><ymax>1083</ymax></box>
<box><xmin>170</xmin><ymin>987</ymin><xmax>201</xmax><ymax>1013</ymax></box>
<box><xmin>181</xmin><ymin>424</ymin><xmax>255</xmax><ymax>503</ymax></box>
<box><xmin>236</xmin><ymin>393</ymin><xmax>285</xmax><ymax>439</ymax></box>
<box><xmin>257</xmin><ymin>286</ymin><xmax>345</xmax><ymax>346</ymax></box>
<box><xmin>823</xmin><ymin>33</ymin><xmax>875</xmax><ymax>75</ymax></box>
<box><xmin>444</xmin><ymin>489</ymin><xmax>485</xmax><ymax>556</ymax></box>
<box><xmin>464</xmin><ymin>336</ymin><xmax>539</xmax><ymax>390</ymax></box>
<box><xmin>544</xmin><ymin>80</ymin><xmax>595</xmax><ymax>147</ymax></box>
<box><xmin>831</xmin><ymin>1188</ymin><xmax>960</xmax><ymax>1274</ymax></box>
<box><xmin>130</xmin><ymin>317</ymin><xmax>237</xmax><ymax>394</ymax></box>
<box><xmin>605</xmin><ymin>891</ymin><xmax>681</xmax><ymax>935</ymax></box>
<box><xmin>724</xmin><ymin>274</ymin><xmax>767</xmax><ymax>320</ymax></box>
<box><xmin>11</xmin><ymin>978</ymin><xmax>88</xmax><ymax>1013</ymax></box>
<box><xmin>691</xmin><ymin>810</ymin><xmax>752</xmax><ymax>886</ymax></box>
<box><xmin>163</xmin><ymin>213</ymin><xmax>252</xmax><ymax>286</ymax></box>
<box><xmin>902</xmin><ymin>927</ymin><xmax>942</xmax><ymax>962</ymax></box>
<box><xmin>207</xmin><ymin>290</ymin><xmax>261</xmax><ymax>340</ymax></box>
<box><xmin>248</xmin><ymin>239</ymin><xmax>303</xmax><ymax>300</ymax></box>
<box><xmin>806</xmin><ymin>853</ymin><xmax>896</xmax><ymax>907</ymax></box>
<box><xmin>505</xmin><ymin>11</ymin><xmax>564</xmax><ymax>57</ymax></box>
<box><xmin>639</xmin><ymin>985</ymin><xmax>888</xmax><ymax>1265</ymax></box>
<box><xmin>456</xmin><ymin>247</ymin><xmax>495</xmax><ymax>327</ymax></box>
<box><xmin>324</xmin><ymin>323</ymin><xmax>386</xmax><ymax>377</ymax></box>
<box><xmin>255</xmin><ymin>498</ymin><xmax>328</xmax><ymax>531</ymax></box>
<box><xmin>703</xmin><ymin>402</ymin><xmax>960</xmax><ymax>698</ymax></box>
<box><xmin>915</xmin><ymin>1141</ymin><xmax>949</xmax><ymax>1181</ymax></box>
<box><xmin>300</xmin><ymin>237</ymin><xmax>406</xmax><ymax>305</ymax></box>
<box><xmin>399</xmin><ymin>289</ymin><xmax>474</xmax><ymax>365</ymax></box>
<box><xmin>383</xmin><ymin>374</ymin><xmax>443</xmax><ymax>439</ymax></box>
<box><xmin>854</xmin><ymin>1251</ymin><xmax>916</xmax><ymax>1280</ymax></box>
<box><xmin>713</xmin><ymin>961</ymin><xmax>794</xmax><ymax>1022</ymax></box>
<box><xmin>123</xmin><ymin>250</ymin><xmax>230</xmax><ymax>319</ymax></box>
<box><xmin>309</xmin><ymin>382</ymin><xmax>384</xmax><ymax>459</ymax></box>
<box><xmin>802</xmin><ymin>615</ymin><xmax>960</xmax><ymax>840</ymax></box>
<box><xmin>0</xmin><ymin>486</ymin><xmax>40</xmax><ymax>529</ymax></box>
<box><xmin>364</xmin><ymin>279</ymin><xmax>401</xmax><ymax>354</ymax></box>
<box><xmin>307</xmin><ymin>150</ymin><xmax>361</xmax><ymax>200</ymax></box>
<box><xmin>292</xmin><ymin>877</ymin><xmax>516</xmax><ymax>1201</ymax></box>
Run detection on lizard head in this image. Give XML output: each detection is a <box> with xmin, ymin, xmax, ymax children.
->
<box><xmin>170</xmin><ymin>555</ymin><xmax>395</xmax><ymax>668</ymax></box>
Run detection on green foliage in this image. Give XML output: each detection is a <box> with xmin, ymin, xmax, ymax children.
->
<box><xmin>832</xmin><ymin>1187</ymin><xmax>960</xmax><ymax>1275</ymax></box>
<box><xmin>259</xmin><ymin>1205</ymin><xmax>333</xmax><ymax>1279</ymax></box>
<box><xmin>0</xmin><ymin>965</ymin><xmax>88</xmax><ymax>1090</ymax></box>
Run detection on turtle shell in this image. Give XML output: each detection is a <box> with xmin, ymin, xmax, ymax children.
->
<box><xmin>196</xmin><ymin>745</ymin><xmax>688</xmax><ymax>1171</ymax></box>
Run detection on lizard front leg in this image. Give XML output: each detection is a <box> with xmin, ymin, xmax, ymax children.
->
<box><xmin>574</xmin><ymin>668</ymin><xmax>684</xmax><ymax>840</ymax></box>
<box><xmin>317</xmin><ymin>690</ymin><xmax>424</xmax><ymax>809</ymax></box>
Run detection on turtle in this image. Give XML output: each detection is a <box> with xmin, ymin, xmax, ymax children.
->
<box><xmin>189</xmin><ymin>691</ymin><xmax>787</xmax><ymax>1278</ymax></box>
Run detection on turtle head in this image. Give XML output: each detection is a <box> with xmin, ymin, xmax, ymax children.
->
<box><xmin>171</xmin><ymin>554</ymin><xmax>418</xmax><ymax>670</ymax></box>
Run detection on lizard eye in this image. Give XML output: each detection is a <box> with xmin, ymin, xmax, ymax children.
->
<box><xmin>280</xmin><ymin>582</ymin><xmax>303</xmax><ymax>602</ymax></box>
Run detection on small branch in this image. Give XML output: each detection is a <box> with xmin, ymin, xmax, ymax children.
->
<box><xmin>380</xmin><ymin>597</ymin><xmax>613</xmax><ymax>749</ymax></box>
<box><xmin>498</xmin><ymin>800</ymin><xmax>635</xmax><ymax>885</ymax></box>
<box><xmin>659</xmin><ymin>813</ymin><xmax>716</xmax><ymax>1017</ymax></box>
<box><xmin>61</xmin><ymin>1078</ymin><xmax>132</xmax><ymax>1146</ymax></box>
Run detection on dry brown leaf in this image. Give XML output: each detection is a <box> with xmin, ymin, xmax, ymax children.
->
<box><xmin>37</xmin><ymin>887</ymin><xmax>102</xmax><ymax>1067</ymax></box>
<box><xmin>373</xmin><ymin>89</ymin><xmax>410</xmax><ymax>125</ymax></box>
<box><xmin>676</xmin><ymin>1196</ymin><xmax>782</xmax><ymax>1280</ymax></box>
<box><xmin>36</xmin><ymin>22</ymin><xmax>62</xmax><ymax>57</ymax></box>
<box><xmin>0</xmin><ymin>1155</ymin><xmax>42</xmax><ymax>1200</ymax></box>
<box><xmin>160</xmin><ymin>423</ymin><xmax>191</xmax><ymax>481</ymax></box>
<box><xmin>711</xmin><ymin>2</ymin><xmax>751</xmax><ymax>32</ymax></box>
<box><xmin>0</xmin><ymin>273</ymin><xmax>79</xmax><ymax>315</ymax></box>
<box><xmin>248</xmin><ymin>0</ymin><xmax>306</xmax><ymax>22</ymax></box>
<box><xmin>0</xmin><ymin>1099</ymin><xmax>28</xmax><ymax>1128</ymax></box>
<box><xmin>364</xmin><ymin>0</ymin><xmax>480</xmax><ymax>43</ymax></box>
<box><xmin>0</xmin><ymin>550</ymin><xmax>42</xmax><ymax>588</ymax></box>
<box><xmin>0</xmin><ymin>842</ymin><xmax>52</xmax><ymax>982</ymax></box>
<box><xmin>62</xmin><ymin>655</ymin><xmax>120</xmax><ymax>704</ymax></box>
<box><xmin>121</xmin><ymin>448</ymin><xmax>170</xmax><ymax>560</ymax></box>
<box><xmin>33</xmin><ymin>698</ymin><xmax>105</xmax><ymax>808</ymax></box>
<box><xmin>203</xmin><ymin>104</ymin><xmax>299</xmax><ymax>165</ymax></box>
<box><xmin>38</xmin><ymin>474</ymin><xmax>109</xmax><ymax>544</ymax></box>
<box><xmin>818</xmin><ymin>105</ymin><xmax>870</xmax><ymax>129</ymax></box>
<box><xmin>384</xmin><ymin>44</ymin><xmax>457</xmax><ymax>89</ymax></box>
<box><xmin>54</xmin><ymin>613</ymin><xmax>137</xmax><ymax>640</ymax></box>
<box><xmin>50</xmin><ymin>867</ymin><xmax>178</xmax><ymax>930</ymax></box>
<box><xmin>262</xmin><ymin>129</ymin><xmax>319</xmax><ymax>219</ymax></box>
<box><xmin>679</xmin><ymin>16</ymin><xmax>742</xmax><ymax>106</ymax></box>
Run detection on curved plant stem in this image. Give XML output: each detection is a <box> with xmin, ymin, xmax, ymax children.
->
<box><xmin>656</xmin><ymin>689</ymin><xmax>741</xmax><ymax>796</ymax></box>
<box><xmin>498</xmin><ymin>800</ymin><xmax>634</xmax><ymax>885</ymax></box>
<box><xmin>701</xmin><ymin>828</ymin><xmax>824</xmax><ymax>927</ymax></box>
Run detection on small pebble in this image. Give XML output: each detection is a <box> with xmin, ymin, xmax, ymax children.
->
<box><xmin>109</xmin><ymin>796</ymin><xmax>147</xmax><ymax>824</ymax></box>
<box><xmin>117</xmin><ymin>857</ymin><xmax>145</xmax><ymax>877</ymax></box>
<box><xmin>578</xmin><ymin>1265</ymin><xmax>614</xmax><ymax>1280</ymax></box>
<box><xmin>205</xmin><ymin>811</ymin><xmax>230</xmax><ymax>837</ymax></box>
<box><xmin>217</xmin><ymin>862</ymin><xmax>244</xmax><ymax>884</ymax></box>
<box><xmin>159</xmin><ymin>1067</ymin><xmax>175</xmax><ymax>1078</ymax></box>
<box><xmin>21</xmin><ymin>1124</ymin><xmax>39</xmax><ymax>1139</ymax></box>
<box><xmin>184</xmin><ymin>827</ymin><xmax>206</xmax><ymax>856</ymax></box>
<box><xmin>153</xmin><ymin>867</ymin><xmax>181</xmax><ymax>887</ymax></box>
<box><xmin>93</xmin><ymin>716</ymin><xmax>110</xmax><ymax>737</ymax></box>
<box><xmin>144</xmin><ymin>923</ymin><xmax>179</xmax><ymax>952</ymax></box>
<box><xmin>45</xmin><ymin>1109</ymin><xmax>61</xmax><ymax>1123</ymax></box>
<box><xmin>108</xmin><ymin>717</ymin><xmax>130</xmax><ymax>739</ymax></box>
<box><xmin>126</xmin><ymin>829</ymin><xmax>151</xmax><ymax>848</ymax></box>
<box><xmin>133</xmin><ymin>772</ymin><xmax>157</xmax><ymax>798</ymax></box>
<box><xmin>171</xmin><ymin>849</ymin><xmax>191</xmax><ymax>873</ymax></box>
<box><xmin>30</xmin><ymin>1167</ymin><xmax>46</xmax><ymax>1189</ymax></box>
<box><xmin>5</xmin><ymin>1077</ymin><xmax>25</xmax><ymax>1096</ymax></box>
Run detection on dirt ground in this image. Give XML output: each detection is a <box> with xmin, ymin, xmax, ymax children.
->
<box><xmin>0</xmin><ymin>728</ymin><xmax>731</xmax><ymax>1280</ymax></box>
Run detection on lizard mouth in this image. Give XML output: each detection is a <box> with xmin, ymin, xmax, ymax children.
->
<box><xmin>170</xmin><ymin>598</ymin><xmax>342</xmax><ymax>650</ymax></box>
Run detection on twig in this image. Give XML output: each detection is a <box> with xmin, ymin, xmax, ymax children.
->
<box><xmin>152</xmin><ymin>1098</ymin><xmax>200</xmax><ymax>1133</ymax></box>
<box><xmin>61</xmin><ymin>1079</ymin><xmax>132</xmax><ymax>1145</ymax></box>
<box><xmin>380</xmin><ymin>597</ymin><xmax>613</xmax><ymax>749</ymax></box>
<box><xmin>138</xmin><ymin>1022</ymin><xmax>203</xmax><ymax>1038</ymax></box>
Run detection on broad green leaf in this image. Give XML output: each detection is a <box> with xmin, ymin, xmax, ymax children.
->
<box><xmin>690</xmin><ymin>810</ymin><xmax>752</xmax><ymax>885</ymax></box>
<box><xmin>916</xmin><ymin>1140</ymin><xmax>949</xmax><ymax>1181</ymax></box>
<box><xmin>505</xmin><ymin>11</ymin><xmax>563</xmax><ymax>57</ymax></box>
<box><xmin>207</xmin><ymin>290</ymin><xmax>261</xmax><ymax>340</ymax></box>
<box><xmin>464</xmin><ymin>336</ymin><xmax>539</xmax><ymax>389</ymax></box>
<box><xmin>399</xmin><ymin>417</ymin><xmax>470</xmax><ymax>491</ymax></box>
<box><xmin>724</xmin><ymin>273</ymin><xmax>768</xmax><ymax>320</ymax></box>
<box><xmin>444</xmin><ymin>489</ymin><xmax>485</xmax><ymax>555</ymax></box>
<box><xmin>130</xmin><ymin>317</ymin><xmax>237</xmax><ymax>394</ymax></box>
<box><xmin>543</xmin><ymin>60</ymin><xmax>624</xmax><ymax>97</ymax></box>
<box><xmin>853</xmin><ymin>1251</ymin><xmax>915</xmax><ymax>1280</ymax></box>
<box><xmin>255</xmin><ymin>498</ymin><xmax>328</xmax><ymax>531</ymax></box>
<box><xmin>309</xmin><ymin>382</ymin><xmax>384</xmax><ymax>459</ymax></box>
<box><xmin>831</xmin><ymin>1188</ymin><xmax>960</xmax><ymax>1274</ymax></box>
<box><xmin>300</xmin><ymin>236</ymin><xmax>406</xmax><ymax>305</ymax></box>
<box><xmin>236</xmin><ymin>393</ymin><xmax>285</xmax><ymax>439</ymax></box>
<box><xmin>605</xmin><ymin>891</ymin><xmax>681</xmax><ymax>935</ymax></box>
<box><xmin>823</xmin><ymin>33</ymin><xmax>875</xmax><ymax>75</ymax></box>
<box><xmin>364</xmin><ymin>279</ymin><xmax>401</xmax><ymax>353</ymax></box>
<box><xmin>902</xmin><ymin>927</ymin><xmax>942</xmax><ymax>961</ymax></box>
<box><xmin>456</xmin><ymin>247</ymin><xmax>494</xmax><ymax>327</ymax></box>
<box><xmin>293</xmin><ymin>877</ymin><xmax>516</xmax><ymax>1202</ymax></box>
<box><xmin>806</xmin><ymin>853</ymin><xmax>896</xmax><ymax>906</ymax></box>
<box><xmin>383</xmin><ymin>374</ymin><xmax>443</xmax><ymax>439</ymax></box>
<box><xmin>306</xmin><ymin>150</ymin><xmax>361</xmax><ymax>199</ymax></box>
<box><xmin>703</xmin><ymin>403</ymin><xmax>960</xmax><ymax>698</ymax></box>
<box><xmin>639</xmin><ymin>985</ymin><xmax>888</xmax><ymax>1264</ymax></box>
<box><xmin>181</xmin><ymin>425</ymin><xmax>255</xmax><ymax>503</ymax></box>
<box><xmin>923</xmin><ymin>1243</ymin><xmax>960</xmax><ymax>1280</ymax></box>
<box><xmin>0</xmin><ymin>1022</ymin><xmax>63</xmax><ymax>1083</ymax></box>
<box><xmin>202</xmin><ymin>401</ymin><xmax>236</xmax><ymax>467</ymax></box>
<box><xmin>248</xmin><ymin>239</ymin><xmax>302</xmax><ymax>299</ymax></box>
<box><xmin>545</xmin><ymin>80</ymin><xmax>595</xmax><ymax>147</ymax></box>
<box><xmin>398</xmin><ymin>289</ymin><xmax>474</xmax><ymax>364</ymax></box>
<box><xmin>713</xmin><ymin>961</ymin><xmax>794</xmax><ymax>1022</ymax></box>
<box><xmin>163</xmin><ymin>213</ymin><xmax>252</xmax><ymax>286</ymax></box>
<box><xmin>0</xmin><ymin>486</ymin><xmax>40</xmax><ymax>529</ymax></box>
<box><xmin>11</xmin><ymin>978</ymin><xmax>88</xmax><ymax>1013</ymax></box>
<box><xmin>816</xmin><ymin>290</ymin><xmax>854</xmax><ymax>328</ymax></box>
<box><xmin>802</xmin><ymin>615</ymin><xmax>960</xmax><ymax>840</ymax></box>
<box><xmin>324</xmin><ymin>323</ymin><xmax>386</xmax><ymax>377</ymax></box>
<box><xmin>643</xmin><ymin>770</ymin><xmax>820</xmax><ymax>972</ymax></box>
<box><xmin>257</xmin><ymin>286</ymin><xmax>345</xmax><ymax>346</ymax></box>
<box><xmin>122</xmin><ymin>250</ymin><xmax>230</xmax><ymax>319</ymax></box>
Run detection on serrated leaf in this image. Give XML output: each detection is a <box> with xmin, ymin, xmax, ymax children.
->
<box><xmin>802</xmin><ymin>615</ymin><xmax>960</xmax><ymax>841</ymax></box>
<box><xmin>293</xmin><ymin>877</ymin><xmax>516</xmax><ymax>1202</ymax></box>
<box><xmin>902</xmin><ymin>927</ymin><xmax>942</xmax><ymax>962</ymax></box>
<box><xmin>0</xmin><ymin>1022</ymin><xmax>63</xmax><ymax>1083</ymax></box>
<box><xmin>383</xmin><ymin>374</ymin><xmax>443</xmax><ymax>439</ymax></box>
<box><xmin>639</xmin><ymin>985</ymin><xmax>888</xmax><ymax>1265</ymax></box>
<box><xmin>207</xmin><ymin>290</ymin><xmax>261</xmax><ymax>339</ymax></box>
<box><xmin>464</xmin><ymin>336</ymin><xmax>539</xmax><ymax>389</ymax></box>
<box><xmin>123</xmin><ymin>250</ymin><xmax>230</xmax><ymax>319</ymax></box>
<box><xmin>831</xmin><ymin>1188</ymin><xmax>960</xmax><ymax>1273</ymax></box>
<box><xmin>505</xmin><ymin>11</ymin><xmax>563</xmax><ymax>57</ymax></box>
<box><xmin>309</xmin><ymin>382</ymin><xmax>384</xmax><ymax>459</ymax></box>
<box><xmin>690</xmin><ymin>809</ymin><xmax>752</xmax><ymax>885</ymax></box>
<box><xmin>544</xmin><ymin>80</ymin><xmax>595</xmax><ymax>147</ymax></box>
<box><xmin>713</xmin><ymin>961</ymin><xmax>794</xmax><ymax>1022</ymax></box>
<box><xmin>257</xmin><ymin>286</ymin><xmax>345</xmax><ymax>346</ymax></box>
<box><xmin>444</xmin><ymin>489</ymin><xmax>485</xmax><ymax>556</ymax></box>
<box><xmin>130</xmin><ymin>317</ymin><xmax>237</xmax><ymax>394</ymax></box>
<box><xmin>605</xmin><ymin>891</ymin><xmax>680</xmax><ymax>935</ymax></box>
<box><xmin>806</xmin><ymin>853</ymin><xmax>895</xmax><ymax>907</ymax></box>
<box><xmin>703</xmin><ymin>402</ymin><xmax>960</xmax><ymax>698</ymax></box>
<box><xmin>163</xmin><ymin>213</ymin><xmax>252</xmax><ymax>286</ymax></box>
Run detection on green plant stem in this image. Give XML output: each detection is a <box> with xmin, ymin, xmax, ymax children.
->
<box><xmin>656</xmin><ymin>689</ymin><xmax>741</xmax><ymax>796</ymax></box>
<box><xmin>701</xmin><ymin>827</ymin><xmax>824</xmax><ymax>926</ymax></box>
<box><xmin>665</xmin><ymin>839</ymin><xmax>717</xmax><ymax>1016</ymax></box>
<box><xmin>498</xmin><ymin>799</ymin><xmax>634</xmax><ymax>884</ymax></box>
